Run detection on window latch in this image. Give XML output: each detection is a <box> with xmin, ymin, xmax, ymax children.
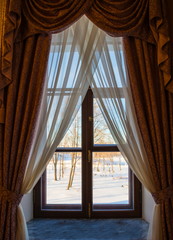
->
<box><xmin>88</xmin><ymin>116</ymin><xmax>93</xmax><ymax>122</ymax></box>
<box><xmin>88</xmin><ymin>150</ymin><xmax>91</xmax><ymax>163</ymax></box>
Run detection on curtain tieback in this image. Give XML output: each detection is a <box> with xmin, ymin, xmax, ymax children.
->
<box><xmin>0</xmin><ymin>187</ymin><xmax>23</xmax><ymax>205</ymax></box>
<box><xmin>152</xmin><ymin>185</ymin><xmax>173</xmax><ymax>204</ymax></box>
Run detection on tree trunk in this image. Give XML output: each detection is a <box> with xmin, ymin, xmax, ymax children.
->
<box><xmin>53</xmin><ymin>154</ymin><xmax>59</xmax><ymax>181</ymax></box>
<box><xmin>67</xmin><ymin>153</ymin><xmax>78</xmax><ymax>189</ymax></box>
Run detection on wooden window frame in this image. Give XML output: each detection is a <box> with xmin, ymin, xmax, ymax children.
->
<box><xmin>34</xmin><ymin>88</ymin><xmax>142</xmax><ymax>218</ymax></box>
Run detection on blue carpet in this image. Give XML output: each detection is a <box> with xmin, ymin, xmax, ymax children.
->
<box><xmin>27</xmin><ymin>218</ymin><xmax>149</xmax><ymax>240</ymax></box>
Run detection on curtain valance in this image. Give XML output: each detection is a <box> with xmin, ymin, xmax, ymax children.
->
<box><xmin>1</xmin><ymin>0</ymin><xmax>171</xmax><ymax>91</ymax></box>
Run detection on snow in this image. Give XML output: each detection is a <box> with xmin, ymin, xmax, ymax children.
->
<box><xmin>46</xmin><ymin>153</ymin><xmax>129</xmax><ymax>206</ymax></box>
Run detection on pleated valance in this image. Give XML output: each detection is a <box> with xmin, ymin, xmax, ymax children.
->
<box><xmin>1</xmin><ymin>0</ymin><xmax>171</xmax><ymax>91</ymax></box>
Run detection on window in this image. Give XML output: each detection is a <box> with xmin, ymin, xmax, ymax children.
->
<box><xmin>34</xmin><ymin>89</ymin><xmax>141</xmax><ymax>218</ymax></box>
<box><xmin>33</xmin><ymin>17</ymin><xmax>142</xmax><ymax>218</ymax></box>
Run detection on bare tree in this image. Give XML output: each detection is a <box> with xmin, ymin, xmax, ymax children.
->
<box><xmin>52</xmin><ymin>153</ymin><xmax>59</xmax><ymax>181</ymax></box>
<box><xmin>52</xmin><ymin>100</ymin><xmax>116</xmax><ymax>188</ymax></box>
<box><xmin>93</xmin><ymin>100</ymin><xmax>114</xmax><ymax>145</ymax></box>
<box><xmin>52</xmin><ymin>153</ymin><xmax>65</xmax><ymax>181</ymax></box>
<box><xmin>66</xmin><ymin>114</ymin><xmax>81</xmax><ymax>190</ymax></box>
<box><xmin>67</xmin><ymin>153</ymin><xmax>80</xmax><ymax>190</ymax></box>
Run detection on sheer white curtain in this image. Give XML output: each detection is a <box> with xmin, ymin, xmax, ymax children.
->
<box><xmin>90</xmin><ymin>35</ymin><xmax>161</xmax><ymax>240</ymax></box>
<box><xmin>16</xmin><ymin>16</ymin><xmax>106</xmax><ymax>239</ymax></box>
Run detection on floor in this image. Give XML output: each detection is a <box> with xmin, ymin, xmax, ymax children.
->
<box><xmin>27</xmin><ymin>218</ymin><xmax>149</xmax><ymax>240</ymax></box>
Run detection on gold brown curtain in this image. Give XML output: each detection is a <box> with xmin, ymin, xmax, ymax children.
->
<box><xmin>123</xmin><ymin>37</ymin><xmax>173</xmax><ymax>240</ymax></box>
<box><xmin>0</xmin><ymin>0</ymin><xmax>172</xmax><ymax>240</ymax></box>
<box><xmin>1</xmin><ymin>0</ymin><xmax>171</xmax><ymax>92</ymax></box>
<box><xmin>0</xmin><ymin>34</ymin><xmax>50</xmax><ymax>240</ymax></box>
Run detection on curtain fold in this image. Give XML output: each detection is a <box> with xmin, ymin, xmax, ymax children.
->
<box><xmin>17</xmin><ymin>17</ymin><xmax>107</xmax><ymax>239</ymax></box>
<box><xmin>86</xmin><ymin>0</ymin><xmax>150</xmax><ymax>39</ymax></box>
<box><xmin>89</xmin><ymin>35</ymin><xmax>159</xmax><ymax>239</ymax></box>
<box><xmin>0</xmin><ymin>34</ymin><xmax>50</xmax><ymax>240</ymax></box>
<box><xmin>21</xmin><ymin>16</ymin><xmax>104</xmax><ymax>193</ymax></box>
<box><xmin>149</xmin><ymin>0</ymin><xmax>171</xmax><ymax>91</ymax></box>
<box><xmin>1</xmin><ymin>0</ymin><xmax>171</xmax><ymax>93</ymax></box>
<box><xmin>1</xmin><ymin>0</ymin><xmax>93</xmax><ymax>90</ymax></box>
<box><xmin>0</xmin><ymin>1</ymin><xmax>172</xmax><ymax>240</ymax></box>
<box><xmin>123</xmin><ymin>37</ymin><xmax>173</xmax><ymax>240</ymax></box>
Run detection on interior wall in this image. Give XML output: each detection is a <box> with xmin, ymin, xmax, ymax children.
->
<box><xmin>21</xmin><ymin>186</ymin><xmax>155</xmax><ymax>223</ymax></box>
<box><xmin>142</xmin><ymin>186</ymin><xmax>155</xmax><ymax>223</ymax></box>
<box><xmin>21</xmin><ymin>192</ymin><xmax>33</xmax><ymax>222</ymax></box>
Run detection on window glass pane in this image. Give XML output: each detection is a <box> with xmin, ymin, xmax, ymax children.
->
<box><xmin>93</xmin><ymin>152</ymin><xmax>129</xmax><ymax>205</ymax></box>
<box><xmin>58</xmin><ymin>109</ymin><xmax>81</xmax><ymax>147</ymax></box>
<box><xmin>46</xmin><ymin>152</ymin><xmax>82</xmax><ymax>205</ymax></box>
<box><xmin>94</xmin><ymin>99</ymin><xmax>115</xmax><ymax>145</ymax></box>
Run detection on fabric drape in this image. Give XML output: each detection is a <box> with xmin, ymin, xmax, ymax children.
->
<box><xmin>21</xmin><ymin>17</ymin><xmax>103</xmax><ymax>193</ymax></box>
<box><xmin>0</xmin><ymin>0</ymin><xmax>7</xmax><ymax>123</ymax></box>
<box><xmin>123</xmin><ymin>37</ymin><xmax>173</xmax><ymax>240</ymax></box>
<box><xmin>90</xmin><ymin>37</ymin><xmax>154</xmax><ymax>186</ymax></box>
<box><xmin>1</xmin><ymin>0</ymin><xmax>171</xmax><ymax>93</ymax></box>
<box><xmin>17</xmin><ymin>17</ymin><xmax>107</xmax><ymax>239</ymax></box>
<box><xmin>0</xmin><ymin>1</ymin><xmax>172</xmax><ymax>240</ymax></box>
<box><xmin>89</xmin><ymin>35</ymin><xmax>159</xmax><ymax>239</ymax></box>
<box><xmin>0</xmin><ymin>34</ymin><xmax>50</xmax><ymax>240</ymax></box>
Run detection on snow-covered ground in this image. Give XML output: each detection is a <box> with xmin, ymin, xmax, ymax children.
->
<box><xmin>46</xmin><ymin>153</ymin><xmax>129</xmax><ymax>205</ymax></box>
